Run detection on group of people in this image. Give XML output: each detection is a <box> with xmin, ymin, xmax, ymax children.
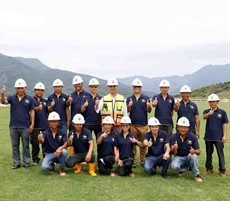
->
<box><xmin>1</xmin><ymin>75</ymin><xmax>228</xmax><ymax>182</ymax></box>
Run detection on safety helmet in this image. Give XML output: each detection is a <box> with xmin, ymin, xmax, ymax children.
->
<box><xmin>14</xmin><ymin>78</ymin><xmax>27</xmax><ymax>88</ymax></box>
<box><xmin>48</xmin><ymin>111</ymin><xmax>60</xmax><ymax>121</ymax></box>
<box><xmin>132</xmin><ymin>78</ymin><xmax>143</xmax><ymax>87</ymax></box>
<box><xmin>120</xmin><ymin>116</ymin><xmax>131</xmax><ymax>124</ymax></box>
<box><xmin>72</xmin><ymin>114</ymin><xmax>85</xmax><ymax>124</ymax></box>
<box><xmin>72</xmin><ymin>75</ymin><xmax>83</xmax><ymax>85</ymax></box>
<box><xmin>34</xmin><ymin>82</ymin><xmax>45</xmax><ymax>90</ymax></box>
<box><xmin>107</xmin><ymin>78</ymin><xmax>118</xmax><ymax>86</ymax></box>
<box><xmin>102</xmin><ymin>116</ymin><xmax>114</xmax><ymax>124</ymax></box>
<box><xmin>159</xmin><ymin>79</ymin><xmax>170</xmax><ymax>87</ymax></box>
<box><xmin>207</xmin><ymin>94</ymin><xmax>220</xmax><ymax>102</ymax></box>
<box><xmin>148</xmin><ymin>117</ymin><xmax>161</xmax><ymax>126</ymax></box>
<box><xmin>177</xmin><ymin>117</ymin><xmax>190</xmax><ymax>127</ymax></box>
<box><xmin>52</xmin><ymin>79</ymin><xmax>64</xmax><ymax>87</ymax></box>
<box><xmin>89</xmin><ymin>78</ymin><xmax>100</xmax><ymax>86</ymax></box>
<box><xmin>180</xmin><ymin>85</ymin><xmax>191</xmax><ymax>93</ymax></box>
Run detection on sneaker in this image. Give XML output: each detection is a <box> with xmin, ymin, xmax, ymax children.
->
<box><xmin>177</xmin><ymin>171</ymin><xmax>185</xmax><ymax>177</ymax></box>
<box><xmin>110</xmin><ymin>169</ymin><xmax>116</xmax><ymax>177</ymax></box>
<box><xmin>194</xmin><ymin>174</ymin><xmax>203</xmax><ymax>182</ymax></box>
<box><xmin>48</xmin><ymin>168</ymin><xmax>55</xmax><ymax>174</ymax></box>
<box><xmin>129</xmin><ymin>172</ymin><xmax>135</xmax><ymax>177</ymax></box>
<box><xmin>162</xmin><ymin>174</ymin><xmax>170</xmax><ymax>179</ymax></box>
<box><xmin>203</xmin><ymin>169</ymin><xmax>214</xmax><ymax>175</ymax></box>
<box><xmin>219</xmin><ymin>172</ymin><xmax>226</xmax><ymax>177</ymax></box>
<box><xmin>59</xmin><ymin>169</ymin><xmax>66</xmax><ymax>176</ymax></box>
<box><xmin>32</xmin><ymin>158</ymin><xmax>40</xmax><ymax>166</ymax></box>
<box><xmin>11</xmin><ymin>164</ymin><xmax>21</xmax><ymax>170</ymax></box>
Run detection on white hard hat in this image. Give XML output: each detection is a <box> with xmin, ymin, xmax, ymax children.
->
<box><xmin>107</xmin><ymin>78</ymin><xmax>118</xmax><ymax>86</ymax></box>
<box><xmin>14</xmin><ymin>78</ymin><xmax>27</xmax><ymax>88</ymax></box>
<box><xmin>48</xmin><ymin>111</ymin><xmax>60</xmax><ymax>121</ymax></box>
<box><xmin>72</xmin><ymin>75</ymin><xmax>83</xmax><ymax>85</ymax></box>
<box><xmin>159</xmin><ymin>79</ymin><xmax>170</xmax><ymax>87</ymax></box>
<box><xmin>120</xmin><ymin>116</ymin><xmax>131</xmax><ymax>124</ymax></box>
<box><xmin>72</xmin><ymin>114</ymin><xmax>85</xmax><ymax>124</ymax></box>
<box><xmin>132</xmin><ymin>78</ymin><xmax>143</xmax><ymax>87</ymax></box>
<box><xmin>207</xmin><ymin>93</ymin><xmax>220</xmax><ymax>102</ymax></box>
<box><xmin>52</xmin><ymin>79</ymin><xmax>64</xmax><ymax>87</ymax></box>
<box><xmin>148</xmin><ymin>117</ymin><xmax>161</xmax><ymax>126</ymax></box>
<box><xmin>177</xmin><ymin>117</ymin><xmax>190</xmax><ymax>127</ymax></box>
<box><xmin>89</xmin><ymin>78</ymin><xmax>100</xmax><ymax>86</ymax></box>
<box><xmin>180</xmin><ymin>85</ymin><xmax>191</xmax><ymax>93</ymax></box>
<box><xmin>34</xmin><ymin>82</ymin><xmax>45</xmax><ymax>90</ymax></box>
<box><xmin>102</xmin><ymin>116</ymin><xmax>114</xmax><ymax>124</ymax></box>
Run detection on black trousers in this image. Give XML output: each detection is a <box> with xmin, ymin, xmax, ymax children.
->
<box><xmin>84</xmin><ymin>124</ymin><xmax>102</xmax><ymax>137</ymax></box>
<box><xmin>98</xmin><ymin>156</ymin><xmax>115</xmax><ymax>174</ymax></box>
<box><xmin>66</xmin><ymin>152</ymin><xmax>95</xmax><ymax>168</ymax></box>
<box><xmin>205</xmin><ymin>141</ymin><xmax>226</xmax><ymax>173</ymax></box>
<box><xmin>117</xmin><ymin>158</ymin><xmax>134</xmax><ymax>176</ymax></box>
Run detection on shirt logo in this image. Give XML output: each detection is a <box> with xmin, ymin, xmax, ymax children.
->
<box><xmin>159</xmin><ymin>138</ymin><xmax>164</xmax><ymax>142</ymax></box>
<box><xmin>111</xmin><ymin>138</ymin><xmax>114</xmax><ymax>142</ymax></box>
<box><xmin>58</xmin><ymin>135</ymin><xmax>62</xmax><ymax>140</ymax></box>
<box><xmin>62</xmin><ymin>98</ymin><xmax>66</xmax><ymax>102</ymax></box>
<box><xmin>169</xmin><ymin>99</ymin><xmax>172</xmax><ymax>103</ymax></box>
<box><xmin>25</xmin><ymin>99</ymin><xmax>29</xmax><ymax>104</ymax></box>
<box><xmin>190</xmin><ymin>105</ymin><xmax>194</xmax><ymax>109</ymax></box>
<box><xmin>83</xmin><ymin>135</ymin><xmax>87</xmax><ymax>139</ymax></box>
<box><xmin>43</xmin><ymin>102</ymin><xmax>46</xmax><ymax>106</ymax></box>
<box><xmin>217</xmin><ymin>114</ymin><xmax>222</xmax><ymax>118</ymax></box>
<box><xmin>141</xmin><ymin>99</ymin><xmax>146</xmax><ymax>103</ymax></box>
<box><xmin>187</xmin><ymin>140</ymin><xmax>192</xmax><ymax>145</ymax></box>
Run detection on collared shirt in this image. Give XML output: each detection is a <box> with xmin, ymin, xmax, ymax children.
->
<box><xmin>68</xmin><ymin>128</ymin><xmax>93</xmax><ymax>154</ymax></box>
<box><xmin>7</xmin><ymin>94</ymin><xmax>35</xmax><ymax>127</ymax></box>
<box><xmin>203</xmin><ymin>108</ymin><xmax>229</xmax><ymax>142</ymax></box>
<box><xmin>82</xmin><ymin>94</ymin><xmax>102</xmax><ymax>125</ymax></box>
<box><xmin>153</xmin><ymin>93</ymin><xmax>174</xmax><ymax>126</ymax></box>
<box><xmin>97</xmin><ymin>132</ymin><xmax>116</xmax><ymax>158</ymax></box>
<box><xmin>115</xmin><ymin>132</ymin><xmax>139</xmax><ymax>160</ymax></box>
<box><xmin>43</xmin><ymin>128</ymin><xmax>67</xmax><ymax>154</ymax></box>
<box><xmin>144</xmin><ymin>130</ymin><xmax>169</xmax><ymax>157</ymax></box>
<box><xmin>33</xmin><ymin>96</ymin><xmax>49</xmax><ymax>129</ymax></box>
<box><xmin>177</xmin><ymin>100</ymin><xmax>199</xmax><ymax>131</ymax></box>
<box><xmin>126</xmin><ymin>94</ymin><xmax>150</xmax><ymax>125</ymax></box>
<box><xmin>47</xmin><ymin>93</ymin><xmax>68</xmax><ymax>123</ymax></box>
<box><xmin>169</xmin><ymin>132</ymin><xmax>200</xmax><ymax>157</ymax></box>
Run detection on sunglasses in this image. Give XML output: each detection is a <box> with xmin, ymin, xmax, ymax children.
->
<box><xmin>89</xmin><ymin>85</ymin><xmax>98</xmax><ymax>88</ymax></box>
<box><xmin>108</xmin><ymin>85</ymin><xmax>117</xmax><ymax>88</ymax></box>
<box><xmin>133</xmin><ymin>86</ymin><xmax>141</xmax><ymax>88</ymax></box>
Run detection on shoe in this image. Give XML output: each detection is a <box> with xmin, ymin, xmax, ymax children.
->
<box><xmin>23</xmin><ymin>165</ymin><xmax>30</xmax><ymax>169</ymax></box>
<box><xmin>132</xmin><ymin>164</ymin><xmax>137</xmax><ymax>168</ymax></box>
<box><xmin>59</xmin><ymin>169</ymin><xmax>66</xmax><ymax>176</ymax></box>
<box><xmin>110</xmin><ymin>169</ymin><xmax>116</xmax><ymax>177</ymax></box>
<box><xmin>74</xmin><ymin>164</ymin><xmax>83</xmax><ymax>174</ymax></box>
<box><xmin>162</xmin><ymin>174</ymin><xmax>170</xmax><ymax>179</ymax></box>
<box><xmin>11</xmin><ymin>164</ymin><xmax>21</xmax><ymax>170</ymax></box>
<box><xmin>203</xmin><ymin>169</ymin><xmax>214</xmax><ymax>175</ymax></box>
<box><xmin>129</xmin><ymin>172</ymin><xmax>135</xmax><ymax>177</ymax></box>
<box><xmin>219</xmin><ymin>172</ymin><xmax>227</xmax><ymax>177</ymax></box>
<box><xmin>194</xmin><ymin>174</ymin><xmax>203</xmax><ymax>182</ymax></box>
<box><xmin>48</xmin><ymin>167</ymin><xmax>55</xmax><ymax>174</ymax></box>
<box><xmin>177</xmin><ymin>171</ymin><xmax>185</xmax><ymax>177</ymax></box>
<box><xmin>88</xmin><ymin>163</ymin><xmax>97</xmax><ymax>176</ymax></box>
<box><xmin>32</xmin><ymin>158</ymin><xmax>40</xmax><ymax>166</ymax></box>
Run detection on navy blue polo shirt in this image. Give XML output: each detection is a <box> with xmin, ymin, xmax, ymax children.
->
<box><xmin>203</xmin><ymin>108</ymin><xmax>229</xmax><ymax>142</ymax></box>
<box><xmin>43</xmin><ymin>128</ymin><xmax>67</xmax><ymax>154</ymax></box>
<box><xmin>153</xmin><ymin>93</ymin><xmax>174</xmax><ymax>126</ymax></box>
<box><xmin>68</xmin><ymin>128</ymin><xmax>93</xmax><ymax>154</ymax></box>
<box><xmin>115</xmin><ymin>132</ymin><xmax>139</xmax><ymax>160</ymax></box>
<box><xmin>177</xmin><ymin>100</ymin><xmax>199</xmax><ymax>132</ymax></box>
<box><xmin>126</xmin><ymin>94</ymin><xmax>150</xmax><ymax>125</ymax></box>
<box><xmin>47</xmin><ymin>93</ymin><xmax>68</xmax><ymax>123</ymax></box>
<box><xmin>144</xmin><ymin>130</ymin><xmax>169</xmax><ymax>157</ymax></box>
<box><xmin>97</xmin><ymin>132</ymin><xmax>116</xmax><ymax>158</ymax></box>
<box><xmin>33</xmin><ymin>97</ymin><xmax>49</xmax><ymax>129</ymax></box>
<box><xmin>82</xmin><ymin>94</ymin><xmax>102</xmax><ymax>125</ymax></box>
<box><xmin>169</xmin><ymin>132</ymin><xmax>200</xmax><ymax>157</ymax></box>
<box><xmin>70</xmin><ymin>90</ymin><xmax>90</xmax><ymax>120</ymax></box>
<box><xmin>7</xmin><ymin>94</ymin><xmax>35</xmax><ymax>127</ymax></box>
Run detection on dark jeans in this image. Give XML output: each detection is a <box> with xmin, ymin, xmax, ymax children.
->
<box><xmin>117</xmin><ymin>158</ymin><xmax>133</xmax><ymax>176</ymax></box>
<box><xmin>98</xmin><ymin>155</ymin><xmax>115</xmax><ymax>174</ymax></box>
<box><xmin>66</xmin><ymin>152</ymin><xmax>95</xmax><ymax>168</ymax></box>
<box><xmin>84</xmin><ymin>124</ymin><xmax>102</xmax><ymax>137</ymax></box>
<box><xmin>205</xmin><ymin>141</ymin><xmax>226</xmax><ymax>173</ymax></box>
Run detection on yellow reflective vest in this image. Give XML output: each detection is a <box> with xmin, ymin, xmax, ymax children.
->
<box><xmin>101</xmin><ymin>94</ymin><xmax>125</xmax><ymax>126</ymax></box>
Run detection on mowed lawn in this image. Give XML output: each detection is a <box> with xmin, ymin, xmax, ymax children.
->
<box><xmin>0</xmin><ymin>102</ymin><xmax>229</xmax><ymax>201</ymax></box>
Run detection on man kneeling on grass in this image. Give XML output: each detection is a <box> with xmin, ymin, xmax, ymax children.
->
<box><xmin>170</xmin><ymin>117</ymin><xmax>203</xmax><ymax>182</ymax></box>
<box><xmin>38</xmin><ymin>112</ymin><xmax>68</xmax><ymax>176</ymax></box>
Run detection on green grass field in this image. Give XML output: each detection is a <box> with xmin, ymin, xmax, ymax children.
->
<box><xmin>0</xmin><ymin>102</ymin><xmax>229</xmax><ymax>201</ymax></box>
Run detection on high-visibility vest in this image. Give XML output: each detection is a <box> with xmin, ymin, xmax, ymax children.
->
<box><xmin>101</xmin><ymin>94</ymin><xmax>125</xmax><ymax>126</ymax></box>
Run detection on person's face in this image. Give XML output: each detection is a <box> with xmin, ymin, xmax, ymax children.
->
<box><xmin>74</xmin><ymin>83</ymin><xmax>83</xmax><ymax>92</ymax></box>
<box><xmin>103</xmin><ymin>124</ymin><xmax>113</xmax><ymax>133</ymax></box>
<box><xmin>49</xmin><ymin>121</ymin><xmax>59</xmax><ymax>129</ymax></box>
<box><xmin>108</xmin><ymin>85</ymin><xmax>118</xmax><ymax>94</ymax></box>
<box><xmin>132</xmin><ymin>86</ymin><xmax>142</xmax><ymax>94</ymax></box>
<box><xmin>122</xmin><ymin>124</ymin><xmax>130</xmax><ymax>132</ymax></box>
<box><xmin>160</xmin><ymin>87</ymin><xmax>169</xmax><ymax>94</ymax></box>
<box><xmin>177</xmin><ymin>126</ymin><xmax>189</xmax><ymax>136</ymax></box>
<box><xmin>15</xmin><ymin>87</ymin><xmax>26</xmax><ymax>95</ymax></box>
<box><xmin>150</xmin><ymin>125</ymin><xmax>159</xmax><ymax>134</ymax></box>
<box><xmin>181</xmin><ymin>92</ymin><xmax>190</xmax><ymax>100</ymax></box>
<box><xmin>89</xmin><ymin>85</ymin><xmax>99</xmax><ymax>93</ymax></box>
<box><xmin>53</xmin><ymin>86</ymin><xmax>63</xmax><ymax>93</ymax></box>
<box><xmin>209</xmin><ymin>101</ymin><xmax>218</xmax><ymax>109</ymax></box>
<box><xmin>34</xmin><ymin>89</ymin><xmax>44</xmax><ymax>98</ymax></box>
<box><xmin>73</xmin><ymin>124</ymin><xmax>83</xmax><ymax>132</ymax></box>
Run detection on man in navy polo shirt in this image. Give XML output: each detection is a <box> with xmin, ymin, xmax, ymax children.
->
<box><xmin>66</xmin><ymin>75</ymin><xmax>90</xmax><ymax>131</ymax></box>
<box><xmin>31</xmin><ymin>82</ymin><xmax>49</xmax><ymax>166</ymax></box>
<box><xmin>203</xmin><ymin>94</ymin><xmax>228</xmax><ymax>177</ymax></box>
<box><xmin>1</xmin><ymin>79</ymin><xmax>35</xmax><ymax>169</ymax></box>
<box><xmin>170</xmin><ymin>117</ymin><xmax>202</xmax><ymax>182</ymax></box>
<box><xmin>81</xmin><ymin>78</ymin><xmax>102</xmax><ymax>137</ymax></box>
<box><xmin>152</xmin><ymin>79</ymin><xmax>175</xmax><ymax>137</ymax></box>
<box><xmin>143</xmin><ymin>117</ymin><xmax>170</xmax><ymax>179</ymax></box>
<box><xmin>38</xmin><ymin>112</ymin><xmax>68</xmax><ymax>176</ymax></box>
<box><xmin>127</xmin><ymin>78</ymin><xmax>151</xmax><ymax>167</ymax></box>
<box><xmin>47</xmin><ymin>79</ymin><xmax>70</xmax><ymax>134</ymax></box>
<box><xmin>66</xmin><ymin>114</ymin><xmax>97</xmax><ymax>176</ymax></box>
<box><xmin>174</xmin><ymin>85</ymin><xmax>200</xmax><ymax>139</ymax></box>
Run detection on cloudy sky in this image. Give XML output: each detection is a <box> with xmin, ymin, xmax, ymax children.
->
<box><xmin>1</xmin><ymin>0</ymin><xmax>229</xmax><ymax>79</ymax></box>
